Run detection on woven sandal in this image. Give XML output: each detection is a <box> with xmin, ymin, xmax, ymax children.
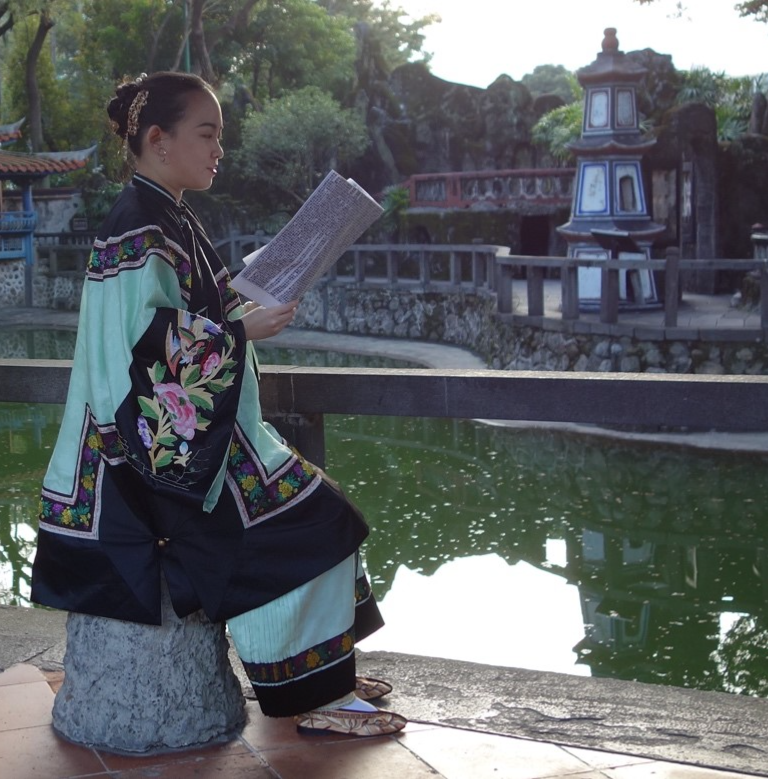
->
<box><xmin>355</xmin><ymin>675</ymin><xmax>393</xmax><ymax>701</ymax></box>
<box><xmin>294</xmin><ymin>708</ymin><xmax>407</xmax><ymax>737</ymax></box>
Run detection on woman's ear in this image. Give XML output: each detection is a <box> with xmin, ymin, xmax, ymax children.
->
<box><xmin>145</xmin><ymin>125</ymin><xmax>168</xmax><ymax>163</ymax></box>
<box><xmin>145</xmin><ymin>125</ymin><xmax>164</xmax><ymax>145</ymax></box>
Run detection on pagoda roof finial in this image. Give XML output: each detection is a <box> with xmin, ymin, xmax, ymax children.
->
<box><xmin>602</xmin><ymin>27</ymin><xmax>619</xmax><ymax>54</ymax></box>
<box><xmin>577</xmin><ymin>27</ymin><xmax>647</xmax><ymax>85</ymax></box>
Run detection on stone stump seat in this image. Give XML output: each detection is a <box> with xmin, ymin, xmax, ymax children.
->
<box><xmin>52</xmin><ymin>583</ymin><xmax>245</xmax><ymax>755</ymax></box>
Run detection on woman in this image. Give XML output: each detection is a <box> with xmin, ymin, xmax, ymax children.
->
<box><xmin>31</xmin><ymin>71</ymin><xmax>405</xmax><ymax>737</ymax></box>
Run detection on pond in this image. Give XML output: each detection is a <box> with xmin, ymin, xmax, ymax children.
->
<box><xmin>2</xmin><ymin>332</ymin><xmax>768</xmax><ymax>699</ymax></box>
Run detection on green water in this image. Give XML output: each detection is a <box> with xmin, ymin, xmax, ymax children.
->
<box><xmin>2</xmin><ymin>335</ymin><xmax>768</xmax><ymax>697</ymax></box>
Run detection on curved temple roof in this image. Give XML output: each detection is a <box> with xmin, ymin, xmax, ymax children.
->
<box><xmin>0</xmin><ymin>145</ymin><xmax>97</xmax><ymax>180</ymax></box>
<box><xmin>0</xmin><ymin>118</ymin><xmax>25</xmax><ymax>145</ymax></box>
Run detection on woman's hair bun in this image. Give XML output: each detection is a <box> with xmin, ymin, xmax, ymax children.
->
<box><xmin>106</xmin><ymin>71</ymin><xmax>211</xmax><ymax>156</ymax></box>
<box><xmin>107</xmin><ymin>80</ymin><xmax>142</xmax><ymax>140</ymax></box>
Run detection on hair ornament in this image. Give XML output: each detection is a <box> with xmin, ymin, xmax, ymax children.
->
<box><xmin>127</xmin><ymin>90</ymin><xmax>149</xmax><ymax>137</ymax></box>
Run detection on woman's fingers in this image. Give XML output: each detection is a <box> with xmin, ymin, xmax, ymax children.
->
<box><xmin>241</xmin><ymin>300</ymin><xmax>298</xmax><ymax>340</ymax></box>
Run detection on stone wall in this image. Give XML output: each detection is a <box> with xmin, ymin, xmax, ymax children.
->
<box><xmin>6</xmin><ymin>271</ymin><xmax>767</xmax><ymax>375</ymax></box>
<box><xmin>32</xmin><ymin>272</ymin><xmax>84</xmax><ymax>310</ymax></box>
<box><xmin>0</xmin><ymin>261</ymin><xmax>27</xmax><ymax>306</ymax></box>
<box><xmin>295</xmin><ymin>282</ymin><xmax>768</xmax><ymax>376</ymax></box>
<box><xmin>0</xmin><ymin>261</ymin><xmax>84</xmax><ymax>310</ymax></box>
<box><xmin>4</xmin><ymin>190</ymin><xmax>82</xmax><ymax>233</ymax></box>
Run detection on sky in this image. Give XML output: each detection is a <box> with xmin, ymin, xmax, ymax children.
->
<box><xmin>395</xmin><ymin>0</ymin><xmax>768</xmax><ymax>88</ymax></box>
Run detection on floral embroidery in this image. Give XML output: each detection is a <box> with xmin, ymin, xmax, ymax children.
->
<box><xmin>241</xmin><ymin>629</ymin><xmax>355</xmax><ymax>686</ymax></box>
<box><xmin>153</xmin><ymin>382</ymin><xmax>197</xmax><ymax>441</ymax></box>
<box><xmin>228</xmin><ymin>430</ymin><xmax>318</xmax><ymax>525</ymax></box>
<box><xmin>39</xmin><ymin>412</ymin><xmax>123</xmax><ymax>534</ymax></box>
<box><xmin>87</xmin><ymin>228</ymin><xmax>193</xmax><ymax>294</ymax></box>
<box><xmin>137</xmin><ymin>311</ymin><xmax>237</xmax><ymax>474</ymax></box>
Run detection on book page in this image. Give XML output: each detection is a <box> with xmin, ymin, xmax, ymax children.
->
<box><xmin>231</xmin><ymin>170</ymin><xmax>384</xmax><ymax>306</ymax></box>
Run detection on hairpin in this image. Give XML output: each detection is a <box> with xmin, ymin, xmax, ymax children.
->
<box><xmin>127</xmin><ymin>90</ymin><xmax>148</xmax><ymax>137</ymax></box>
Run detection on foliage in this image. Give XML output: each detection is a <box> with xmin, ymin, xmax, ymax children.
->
<box><xmin>531</xmin><ymin>101</ymin><xmax>583</xmax><ymax>164</ymax></box>
<box><xmin>0</xmin><ymin>0</ymin><xmax>451</xmax><ymax>222</ymax></box>
<box><xmin>736</xmin><ymin>0</ymin><xmax>768</xmax><ymax>22</ymax></box>
<box><xmin>2</xmin><ymin>12</ymin><xmax>62</xmax><ymax>147</ymax></box>
<box><xmin>635</xmin><ymin>0</ymin><xmax>768</xmax><ymax>24</ymax></box>
<box><xmin>74</xmin><ymin>170</ymin><xmax>124</xmax><ymax>222</ymax></box>
<box><xmin>83</xmin><ymin>0</ymin><xmax>182</xmax><ymax>78</ymax></box>
<box><xmin>521</xmin><ymin>65</ymin><xmax>577</xmax><ymax>104</ymax></box>
<box><xmin>676</xmin><ymin>67</ymin><xmax>760</xmax><ymax>141</ymax></box>
<box><xmin>235</xmin><ymin>86</ymin><xmax>369</xmax><ymax>211</ymax></box>
<box><xmin>530</xmin><ymin>78</ymin><xmax>584</xmax><ymax>164</ymax></box>
<box><xmin>712</xmin><ymin>615</ymin><xmax>768</xmax><ymax>696</ymax></box>
<box><xmin>228</xmin><ymin>0</ymin><xmax>358</xmax><ymax>101</ymax></box>
<box><xmin>380</xmin><ymin>184</ymin><xmax>409</xmax><ymax>240</ymax></box>
<box><xmin>317</xmin><ymin>0</ymin><xmax>440</xmax><ymax>72</ymax></box>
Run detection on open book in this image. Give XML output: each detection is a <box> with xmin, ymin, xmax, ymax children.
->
<box><xmin>231</xmin><ymin>170</ymin><xmax>384</xmax><ymax>306</ymax></box>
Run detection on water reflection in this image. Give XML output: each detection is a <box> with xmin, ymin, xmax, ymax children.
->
<box><xmin>0</xmin><ymin>404</ymin><xmax>64</xmax><ymax>607</ymax></box>
<box><xmin>2</xmin><ymin>382</ymin><xmax>768</xmax><ymax>697</ymax></box>
<box><xmin>323</xmin><ymin>415</ymin><xmax>768</xmax><ymax>696</ymax></box>
<box><xmin>0</xmin><ymin>328</ymin><xmax>77</xmax><ymax>360</ymax></box>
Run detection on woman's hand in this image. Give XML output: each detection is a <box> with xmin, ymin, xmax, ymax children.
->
<box><xmin>240</xmin><ymin>300</ymin><xmax>298</xmax><ymax>340</ymax></box>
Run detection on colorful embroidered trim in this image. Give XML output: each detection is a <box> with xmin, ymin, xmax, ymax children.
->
<box><xmin>87</xmin><ymin>227</ymin><xmax>192</xmax><ymax>295</ymax></box>
<box><xmin>227</xmin><ymin>428</ymin><xmax>319</xmax><ymax>526</ymax></box>
<box><xmin>241</xmin><ymin>629</ymin><xmax>355</xmax><ymax>687</ymax></box>
<box><xmin>134</xmin><ymin>310</ymin><xmax>237</xmax><ymax>481</ymax></box>
<box><xmin>355</xmin><ymin>574</ymin><xmax>374</xmax><ymax>605</ymax></box>
<box><xmin>39</xmin><ymin>409</ymin><xmax>123</xmax><ymax>536</ymax></box>
<box><xmin>215</xmin><ymin>267</ymin><xmax>241</xmax><ymax>316</ymax></box>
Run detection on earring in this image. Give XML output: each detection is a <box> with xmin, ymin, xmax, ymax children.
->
<box><xmin>159</xmin><ymin>146</ymin><xmax>168</xmax><ymax>165</ymax></box>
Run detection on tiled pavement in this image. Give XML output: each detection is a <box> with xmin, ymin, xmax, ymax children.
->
<box><xmin>0</xmin><ymin>664</ymin><xmax>757</xmax><ymax>779</ymax></box>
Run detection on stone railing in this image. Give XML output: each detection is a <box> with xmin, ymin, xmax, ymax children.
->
<box><xmin>2</xmin><ymin>361</ymin><xmax>767</xmax><ymax>467</ymax></box>
<box><xmin>495</xmin><ymin>248</ymin><xmax>768</xmax><ymax>330</ymax></box>
<box><xmin>330</xmin><ymin>243</ymin><xmax>505</xmax><ymax>292</ymax></box>
<box><xmin>402</xmin><ymin>168</ymin><xmax>575</xmax><ymax>209</ymax></box>
<box><xmin>754</xmin><ymin>230</ymin><xmax>768</xmax><ymax>261</ymax></box>
<box><xmin>35</xmin><ymin>231</ymin><xmax>96</xmax><ymax>274</ymax></box>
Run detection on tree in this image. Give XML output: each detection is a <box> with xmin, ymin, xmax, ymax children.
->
<box><xmin>24</xmin><ymin>5</ymin><xmax>53</xmax><ymax>150</ymax></box>
<box><xmin>531</xmin><ymin>101</ymin><xmax>583</xmax><ymax>165</ymax></box>
<box><xmin>736</xmin><ymin>1</ymin><xmax>768</xmax><ymax>22</ymax></box>
<box><xmin>228</xmin><ymin>0</ymin><xmax>358</xmax><ymax>101</ymax></box>
<box><xmin>236</xmin><ymin>86</ymin><xmax>369</xmax><ymax>211</ymax></box>
<box><xmin>635</xmin><ymin>0</ymin><xmax>768</xmax><ymax>23</ymax></box>
<box><xmin>530</xmin><ymin>78</ymin><xmax>584</xmax><ymax>164</ymax></box>
<box><xmin>712</xmin><ymin>614</ymin><xmax>768</xmax><ymax>695</ymax></box>
<box><xmin>83</xmin><ymin>0</ymin><xmax>182</xmax><ymax>78</ymax></box>
<box><xmin>0</xmin><ymin>1</ymin><xmax>59</xmax><ymax>150</ymax></box>
<box><xmin>0</xmin><ymin>1</ymin><xmax>13</xmax><ymax>39</ymax></box>
<box><xmin>521</xmin><ymin>64</ymin><xmax>577</xmax><ymax>103</ymax></box>
<box><xmin>1</xmin><ymin>1</ymin><xmax>120</xmax><ymax>158</ymax></box>
<box><xmin>676</xmin><ymin>67</ymin><xmax>761</xmax><ymax>141</ymax></box>
<box><xmin>318</xmin><ymin>0</ymin><xmax>440</xmax><ymax>72</ymax></box>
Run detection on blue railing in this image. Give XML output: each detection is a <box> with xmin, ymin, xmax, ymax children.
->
<box><xmin>0</xmin><ymin>211</ymin><xmax>36</xmax><ymax>261</ymax></box>
<box><xmin>0</xmin><ymin>211</ymin><xmax>36</xmax><ymax>233</ymax></box>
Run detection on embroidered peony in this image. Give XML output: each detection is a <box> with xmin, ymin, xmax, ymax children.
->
<box><xmin>137</xmin><ymin>415</ymin><xmax>153</xmax><ymax>449</ymax></box>
<box><xmin>201</xmin><ymin>351</ymin><xmax>221</xmax><ymax>376</ymax></box>
<box><xmin>153</xmin><ymin>382</ymin><xmax>198</xmax><ymax>441</ymax></box>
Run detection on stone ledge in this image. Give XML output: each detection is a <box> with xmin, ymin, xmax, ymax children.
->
<box><xmin>3</xmin><ymin>604</ymin><xmax>768</xmax><ymax>776</ymax></box>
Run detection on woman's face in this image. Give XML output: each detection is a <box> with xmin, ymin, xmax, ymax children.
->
<box><xmin>154</xmin><ymin>89</ymin><xmax>224</xmax><ymax>198</ymax></box>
